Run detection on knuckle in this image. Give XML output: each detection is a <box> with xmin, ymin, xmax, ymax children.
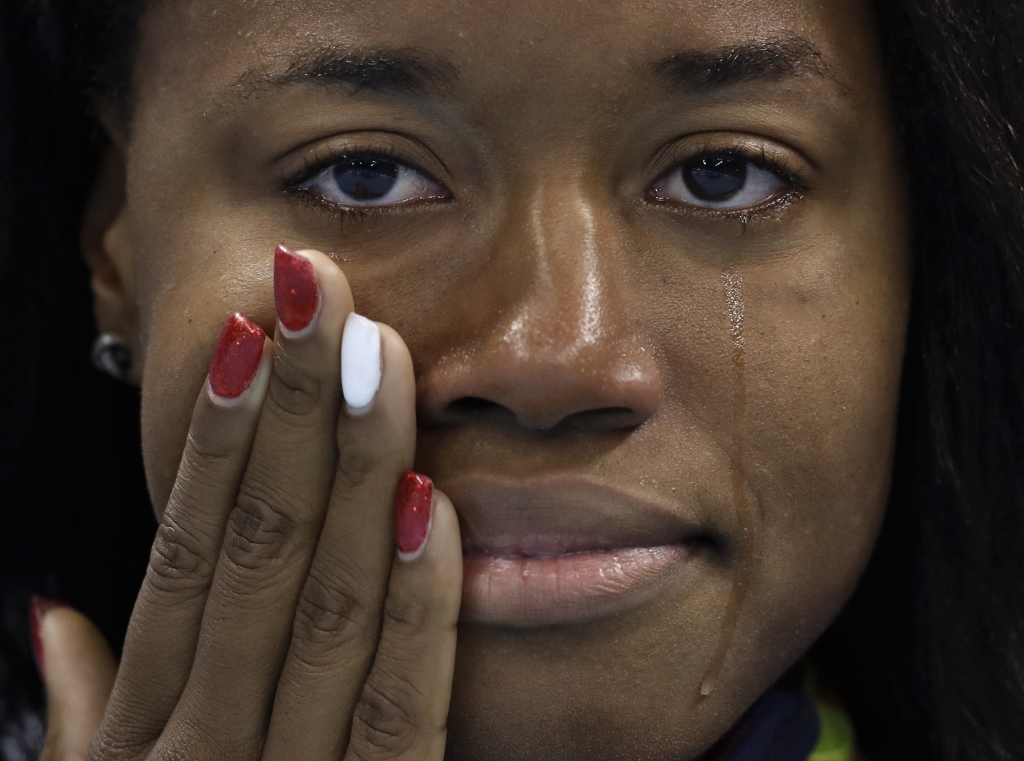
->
<box><xmin>151</xmin><ymin>738</ymin><xmax>242</xmax><ymax>761</ymax></box>
<box><xmin>146</xmin><ymin>513</ymin><xmax>215</xmax><ymax>597</ymax></box>
<box><xmin>291</xmin><ymin>567</ymin><xmax>376</xmax><ymax>662</ymax></box>
<box><xmin>349</xmin><ymin>678</ymin><xmax>421</xmax><ymax>759</ymax></box>
<box><xmin>382</xmin><ymin>588</ymin><xmax>432</xmax><ymax>639</ymax></box>
<box><xmin>267</xmin><ymin>355</ymin><xmax>325</xmax><ymax>420</ymax></box>
<box><xmin>152</xmin><ymin>705</ymin><xmax>261</xmax><ymax>761</ymax></box>
<box><xmin>87</xmin><ymin>720</ymin><xmax>153</xmax><ymax>761</ymax></box>
<box><xmin>181</xmin><ymin>429</ymin><xmax>237</xmax><ymax>474</ymax></box>
<box><xmin>222</xmin><ymin>484</ymin><xmax>298</xmax><ymax>571</ymax></box>
<box><xmin>151</xmin><ymin>749</ymin><xmax>193</xmax><ymax>761</ymax></box>
<box><xmin>333</xmin><ymin>441</ymin><xmax>376</xmax><ymax>490</ymax></box>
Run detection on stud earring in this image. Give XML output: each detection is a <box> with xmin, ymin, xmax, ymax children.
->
<box><xmin>91</xmin><ymin>333</ymin><xmax>132</xmax><ymax>381</ymax></box>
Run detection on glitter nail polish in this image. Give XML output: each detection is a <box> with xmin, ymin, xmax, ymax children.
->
<box><xmin>209</xmin><ymin>313</ymin><xmax>266</xmax><ymax>399</ymax></box>
<box><xmin>274</xmin><ymin>244</ymin><xmax>320</xmax><ymax>333</ymax></box>
<box><xmin>395</xmin><ymin>471</ymin><xmax>433</xmax><ymax>560</ymax></box>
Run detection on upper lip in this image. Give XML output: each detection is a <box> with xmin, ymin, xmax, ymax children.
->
<box><xmin>442</xmin><ymin>474</ymin><xmax>714</xmax><ymax>557</ymax></box>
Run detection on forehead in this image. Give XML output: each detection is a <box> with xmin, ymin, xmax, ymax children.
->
<box><xmin>134</xmin><ymin>0</ymin><xmax>880</xmax><ymax>111</ymax></box>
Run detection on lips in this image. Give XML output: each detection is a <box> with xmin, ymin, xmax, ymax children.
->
<box><xmin>443</xmin><ymin>475</ymin><xmax>713</xmax><ymax>627</ymax></box>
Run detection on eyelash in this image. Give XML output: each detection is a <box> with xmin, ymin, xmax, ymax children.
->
<box><xmin>283</xmin><ymin>143</ymin><xmax>809</xmax><ymax>223</ymax></box>
<box><xmin>283</xmin><ymin>145</ymin><xmax>449</xmax><ymax>222</ymax></box>
<box><xmin>717</xmin><ymin>146</ymin><xmax>804</xmax><ymax>188</ymax></box>
<box><xmin>646</xmin><ymin>145</ymin><xmax>809</xmax><ymax>221</ymax></box>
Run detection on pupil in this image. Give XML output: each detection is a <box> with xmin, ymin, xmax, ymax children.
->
<box><xmin>683</xmin><ymin>156</ymin><xmax>747</xmax><ymax>201</ymax></box>
<box><xmin>334</xmin><ymin>158</ymin><xmax>399</xmax><ymax>201</ymax></box>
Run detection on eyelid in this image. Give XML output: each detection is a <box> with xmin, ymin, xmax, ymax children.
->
<box><xmin>646</xmin><ymin>134</ymin><xmax>813</xmax><ymax>193</ymax></box>
<box><xmin>640</xmin><ymin>134</ymin><xmax>813</xmax><ymax>222</ymax></box>
<box><xmin>279</xmin><ymin>130</ymin><xmax>453</xmax><ymax>194</ymax></box>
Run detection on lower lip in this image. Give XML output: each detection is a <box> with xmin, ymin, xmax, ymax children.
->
<box><xmin>460</xmin><ymin>545</ymin><xmax>688</xmax><ymax>627</ymax></box>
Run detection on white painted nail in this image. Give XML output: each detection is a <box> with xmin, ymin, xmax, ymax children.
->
<box><xmin>341</xmin><ymin>313</ymin><xmax>382</xmax><ymax>415</ymax></box>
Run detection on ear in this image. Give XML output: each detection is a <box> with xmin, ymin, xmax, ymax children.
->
<box><xmin>80</xmin><ymin>144</ymin><xmax>142</xmax><ymax>384</ymax></box>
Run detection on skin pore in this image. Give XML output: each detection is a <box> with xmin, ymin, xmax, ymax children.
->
<box><xmin>86</xmin><ymin>0</ymin><xmax>911</xmax><ymax>758</ymax></box>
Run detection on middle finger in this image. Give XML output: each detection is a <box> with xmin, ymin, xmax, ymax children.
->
<box><xmin>262</xmin><ymin>323</ymin><xmax>418</xmax><ymax>761</ymax></box>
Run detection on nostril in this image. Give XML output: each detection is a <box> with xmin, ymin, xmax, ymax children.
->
<box><xmin>451</xmin><ymin>397</ymin><xmax>501</xmax><ymax>413</ymax></box>
<box><xmin>440</xmin><ymin>398</ymin><xmax>647</xmax><ymax>432</ymax></box>
<box><xmin>418</xmin><ymin>340</ymin><xmax>664</xmax><ymax>431</ymax></box>
<box><xmin>558</xmin><ymin>407</ymin><xmax>646</xmax><ymax>432</ymax></box>
<box><xmin>443</xmin><ymin>396</ymin><xmax>516</xmax><ymax>425</ymax></box>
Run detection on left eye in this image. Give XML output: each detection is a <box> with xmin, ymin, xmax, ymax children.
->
<box><xmin>298</xmin><ymin>156</ymin><xmax>447</xmax><ymax>207</ymax></box>
<box><xmin>648</xmin><ymin>154</ymin><xmax>789</xmax><ymax>210</ymax></box>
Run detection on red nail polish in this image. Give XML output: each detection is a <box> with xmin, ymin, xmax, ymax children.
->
<box><xmin>209</xmin><ymin>313</ymin><xmax>266</xmax><ymax>399</ymax></box>
<box><xmin>29</xmin><ymin>596</ymin><xmax>66</xmax><ymax>679</ymax></box>
<box><xmin>395</xmin><ymin>472</ymin><xmax>433</xmax><ymax>557</ymax></box>
<box><xmin>274</xmin><ymin>244</ymin><xmax>320</xmax><ymax>333</ymax></box>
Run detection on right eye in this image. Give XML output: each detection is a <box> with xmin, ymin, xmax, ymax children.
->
<box><xmin>298</xmin><ymin>155</ymin><xmax>448</xmax><ymax>208</ymax></box>
<box><xmin>648</xmin><ymin>153</ymin><xmax>791</xmax><ymax>211</ymax></box>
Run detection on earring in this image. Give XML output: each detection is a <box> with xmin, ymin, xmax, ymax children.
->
<box><xmin>91</xmin><ymin>333</ymin><xmax>133</xmax><ymax>381</ymax></box>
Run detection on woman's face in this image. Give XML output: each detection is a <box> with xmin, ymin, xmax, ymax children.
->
<box><xmin>97</xmin><ymin>0</ymin><xmax>910</xmax><ymax>757</ymax></box>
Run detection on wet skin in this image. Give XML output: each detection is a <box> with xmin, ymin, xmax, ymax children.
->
<box><xmin>88</xmin><ymin>0</ymin><xmax>911</xmax><ymax>758</ymax></box>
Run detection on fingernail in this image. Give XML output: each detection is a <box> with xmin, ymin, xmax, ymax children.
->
<box><xmin>29</xmin><ymin>596</ymin><xmax>67</xmax><ymax>679</ymax></box>
<box><xmin>341</xmin><ymin>312</ymin><xmax>382</xmax><ymax>415</ymax></box>
<box><xmin>395</xmin><ymin>472</ymin><xmax>433</xmax><ymax>561</ymax></box>
<box><xmin>209</xmin><ymin>313</ymin><xmax>266</xmax><ymax>400</ymax></box>
<box><xmin>274</xmin><ymin>244</ymin><xmax>320</xmax><ymax>334</ymax></box>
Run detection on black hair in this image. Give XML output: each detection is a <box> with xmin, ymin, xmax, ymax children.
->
<box><xmin>813</xmin><ymin>4</ymin><xmax>1024</xmax><ymax>759</ymax></box>
<box><xmin>0</xmin><ymin>0</ymin><xmax>153</xmax><ymax>753</ymax></box>
<box><xmin>1</xmin><ymin>1</ymin><xmax>1022</xmax><ymax>759</ymax></box>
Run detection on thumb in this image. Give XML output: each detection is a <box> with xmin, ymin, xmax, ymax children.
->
<box><xmin>31</xmin><ymin>597</ymin><xmax>118</xmax><ymax>761</ymax></box>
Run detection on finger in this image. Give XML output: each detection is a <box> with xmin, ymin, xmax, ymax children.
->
<box><xmin>93</xmin><ymin>321</ymin><xmax>273</xmax><ymax>757</ymax></box>
<box><xmin>344</xmin><ymin>487</ymin><xmax>462</xmax><ymax>761</ymax></box>
<box><xmin>159</xmin><ymin>246</ymin><xmax>353</xmax><ymax>758</ymax></box>
<box><xmin>262</xmin><ymin>323</ymin><xmax>417</xmax><ymax>760</ymax></box>
<box><xmin>34</xmin><ymin>599</ymin><xmax>117</xmax><ymax>761</ymax></box>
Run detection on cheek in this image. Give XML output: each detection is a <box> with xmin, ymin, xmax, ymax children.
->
<box><xmin>132</xmin><ymin>229</ymin><xmax>278</xmax><ymax>514</ymax></box>
<box><xmin>738</xmin><ymin>235</ymin><xmax>910</xmax><ymax>646</ymax></box>
<box><xmin>640</xmin><ymin>204</ymin><xmax>910</xmax><ymax>690</ymax></box>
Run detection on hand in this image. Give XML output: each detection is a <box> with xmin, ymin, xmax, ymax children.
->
<box><xmin>37</xmin><ymin>246</ymin><xmax>463</xmax><ymax>761</ymax></box>
<box><xmin>33</xmin><ymin>599</ymin><xmax>117</xmax><ymax>761</ymax></box>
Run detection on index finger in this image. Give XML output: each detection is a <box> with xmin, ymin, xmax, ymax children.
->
<box><xmin>94</xmin><ymin>322</ymin><xmax>274</xmax><ymax>757</ymax></box>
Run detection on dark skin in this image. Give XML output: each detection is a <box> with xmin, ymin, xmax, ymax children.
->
<box><xmin>37</xmin><ymin>0</ymin><xmax>910</xmax><ymax>759</ymax></box>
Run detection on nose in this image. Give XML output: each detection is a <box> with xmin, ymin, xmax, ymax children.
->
<box><xmin>417</xmin><ymin>183</ymin><xmax>663</xmax><ymax>432</ymax></box>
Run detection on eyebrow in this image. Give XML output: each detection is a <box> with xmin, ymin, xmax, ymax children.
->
<box><xmin>653</xmin><ymin>36</ymin><xmax>826</xmax><ymax>93</ymax></box>
<box><xmin>238</xmin><ymin>36</ymin><xmax>824</xmax><ymax>101</ymax></box>
<box><xmin>239</xmin><ymin>48</ymin><xmax>458</xmax><ymax>96</ymax></box>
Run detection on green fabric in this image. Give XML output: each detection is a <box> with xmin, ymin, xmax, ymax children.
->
<box><xmin>807</xmin><ymin>695</ymin><xmax>855</xmax><ymax>761</ymax></box>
